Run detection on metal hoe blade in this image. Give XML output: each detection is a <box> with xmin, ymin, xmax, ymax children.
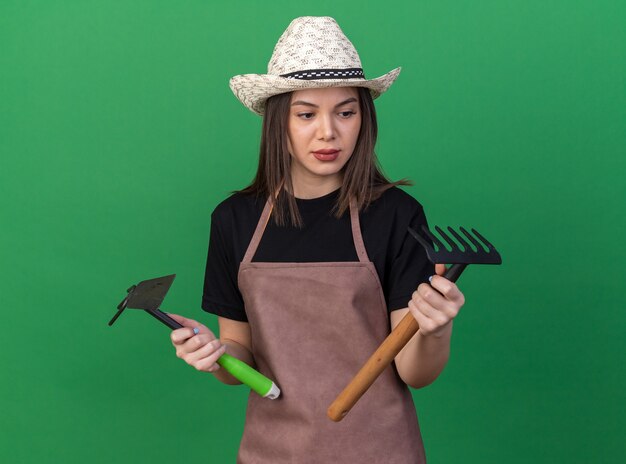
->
<box><xmin>109</xmin><ymin>274</ymin><xmax>182</xmax><ymax>329</ymax></box>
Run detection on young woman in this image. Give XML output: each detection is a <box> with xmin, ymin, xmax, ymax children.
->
<box><xmin>169</xmin><ymin>17</ymin><xmax>465</xmax><ymax>463</ymax></box>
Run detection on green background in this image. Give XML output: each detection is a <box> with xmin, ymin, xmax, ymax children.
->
<box><xmin>1</xmin><ymin>1</ymin><xmax>624</xmax><ymax>462</ymax></box>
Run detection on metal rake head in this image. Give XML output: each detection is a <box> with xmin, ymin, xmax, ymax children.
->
<box><xmin>408</xmin><ymin>225</ymin><xmax>502</xmax><ymax>265</ymax></box>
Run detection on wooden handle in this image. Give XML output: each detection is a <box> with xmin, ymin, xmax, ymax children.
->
<box><xmin>328</xmin><ymin>265</ymin><xmax>468</xmax><ymax>422</ymax></box>
<box><xmin>327</xmin><ymin>312</ymin><xmax>420</xmax><ymax>421</ymax></box>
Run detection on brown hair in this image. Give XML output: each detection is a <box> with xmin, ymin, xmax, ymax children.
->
<box><xmin>238</xmin><ymin>87</ymin><xmax>411</xmax><ymax>226</ymax></box>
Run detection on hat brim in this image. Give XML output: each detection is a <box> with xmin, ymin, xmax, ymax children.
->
<box><xmin>229</xmin><ymin>67</ymin><xmax>401</xmax><ymax>116</ymax></box>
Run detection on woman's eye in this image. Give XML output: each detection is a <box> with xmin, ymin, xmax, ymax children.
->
<box><xmin>296</xmin><ymin>111</ymin><xmax>355</xmax><ymax>119</ymax></box>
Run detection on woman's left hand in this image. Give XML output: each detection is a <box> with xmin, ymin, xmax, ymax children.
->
<box><xmin>407</xmin><ymin>263</ymin><xmax>466</xmax><ymax>337</ymax></box>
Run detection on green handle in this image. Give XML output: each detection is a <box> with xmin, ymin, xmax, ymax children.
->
<box><xmin>217</xmin><ymin>353</ymin><xmax>281</xmax><ymax>399</ymax></box>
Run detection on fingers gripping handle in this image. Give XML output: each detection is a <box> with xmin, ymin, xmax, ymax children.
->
<box><xmin>150</xmin><ymin>310</ymin><xmax>281</xmax><ymax>399</ymax></box>
<box><xmin>327</xmin><ymin>263</ymin><xmax>466</xmax><ymax>422</ymax></box>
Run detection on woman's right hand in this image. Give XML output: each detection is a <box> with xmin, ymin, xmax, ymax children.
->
<box><xmin>168</xmin><ymin>313</ymin><xmax>227</xmax><ymax>373</ymax></box>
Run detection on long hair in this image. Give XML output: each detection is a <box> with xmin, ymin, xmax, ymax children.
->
<box><xmin>238</xmin><ymin>87</ymin><xmax>411</xmax><ymax>226</ymax></box>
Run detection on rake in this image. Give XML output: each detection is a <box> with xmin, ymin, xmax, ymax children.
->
<box><xmin>327</xmin><ymin>225</ymin><xmax>502</xmax><ymax>422</ymax></box>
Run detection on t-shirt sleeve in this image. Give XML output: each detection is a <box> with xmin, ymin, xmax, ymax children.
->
<box><xmin>386</xmin><ymin>203</ymin><xmax>435</xmax><ymax>312</ymax></box>
<box><xmin>201</xmin><ymin>210</ymin><xmax>248</xmax><ymax>322</ymax></box>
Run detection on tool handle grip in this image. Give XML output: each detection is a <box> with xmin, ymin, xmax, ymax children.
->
<box><xmin>327</xmin><ymin>263</ymin><xmax>466</xmax><ymax>422</ymax></box>
<box><xmin>218</xmin><ymin>354</ymin><xmax>281</xmax><ymax>399</ymax></box>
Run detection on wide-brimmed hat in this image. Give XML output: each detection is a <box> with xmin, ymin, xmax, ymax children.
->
<box><xmin>229</xmin><ymin>16</ymin><xmax>401</xmax><ymax>116</ymax></box>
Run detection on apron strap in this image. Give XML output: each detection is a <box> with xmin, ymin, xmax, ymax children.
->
<box><xmin>241</xmin><ymin>192</ymin><xmax>370</xmax><ymax>264</ymax></box>
<box><xmin>242</xmin><ymin>197</ymin><xmax>274</xmax><ymax>264</ymax></box>
<box><xmin>349</xmin><ymin>197</ymin><xmax>370</xmax><ymax>263</ymax></box>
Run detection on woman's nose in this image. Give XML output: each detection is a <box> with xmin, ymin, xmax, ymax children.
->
<box><xmin>316</xmin><ymin>114</ymin><xmax>336</xmax><ymax>141</ymax></box>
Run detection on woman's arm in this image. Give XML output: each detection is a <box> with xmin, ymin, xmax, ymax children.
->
<box><xmin>391</xmin><ymin>309</ymin><xmax>453</xmax><ymax>388</ymax></box>
<box><xmin>391</xmin><ymin>264</ymin><xmax>465</xmax><ymax>389</ymax></box>
<box><xmin>213</xmin><ymin>316</ymin><xmax>256</xmax><ymax>385</ymax></box>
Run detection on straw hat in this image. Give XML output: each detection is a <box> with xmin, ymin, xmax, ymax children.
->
<box><xmin>229</xmin><ymin>16</ymin><xmax>401</xmax><ymax>116</ymax></box>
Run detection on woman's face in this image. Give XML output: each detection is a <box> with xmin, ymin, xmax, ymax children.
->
<box><xmin>287</xmin><ymin>87</ymin><xmax>361</xmax><ymax>195</ymax></box>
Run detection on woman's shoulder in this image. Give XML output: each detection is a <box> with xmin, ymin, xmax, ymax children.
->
<box><xmin>369</xmin><ymin>186</ymin><xmax>426</xmax><ymax>217</ymax></box>
<box><xmin>211</xmin><ymin>191</ymin><xmax>265</xmax><ymax>225</ymax></box>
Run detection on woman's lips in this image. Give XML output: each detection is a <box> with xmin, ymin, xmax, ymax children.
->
<box><xmin>312</xmin><ymin>149</ymin><xmax>340</xmax><ymax>161</ymax></box>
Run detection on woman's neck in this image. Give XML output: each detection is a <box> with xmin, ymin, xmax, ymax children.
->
<box><xmin>289</xmin><ymin>174</ymin><xmax>342</xmax><ymax>199</ymax></box>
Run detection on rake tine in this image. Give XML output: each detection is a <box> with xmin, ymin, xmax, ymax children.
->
<box><xmin>421</xmin><ymin>225</ymin><xmax>446</xmax><ymax>251</ymax></box>
<box><xmin>407</xmin><ymin>227</ymin><xmax>434</xmax><ymax>253</ymax></box>
<box><xmin>435</xmin><ymin>225</ymin><xmax>460</xmax><ymax>252</ymax></box>
<box><xmin>447</xmin><ymin>227</ymin><xmax>473</xmax><ymax>252</ymax></box>
<box><xmin>470</xmin><ymin>228</ymin><xmax>497</xmax><ymax>252</ymax></box>
<box><xmin>460</xmin><ymin>227</ymin><xmax>485</xmax><ymax>252</ymax></box>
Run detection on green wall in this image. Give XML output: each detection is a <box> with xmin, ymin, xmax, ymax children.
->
<box><xmin>1</xmin><ymin>1</ymin><xmax>624</xmax><ymax>462</ymax></box>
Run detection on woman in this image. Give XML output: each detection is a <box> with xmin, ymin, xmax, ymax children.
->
<box><xmin>169</xmin><ymin>17</ymin><xmax>465</xmax><ymax>463</ymax></box>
